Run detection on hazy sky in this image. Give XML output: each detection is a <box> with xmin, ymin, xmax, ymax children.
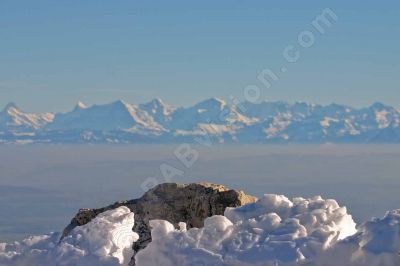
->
<box><xmin>0</xmin><ymin>1</ymin><xmax>399</xmax><ymax>112</ymax></box>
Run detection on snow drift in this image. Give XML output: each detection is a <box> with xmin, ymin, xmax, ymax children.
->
<box><xmin>0</xmin><ymin>207</ymin><xmax>138</xmax><ymax>266</ymax></box>
<box><xmin>1</xmin><ymin>195</ymin><xmax>400</xmax><ymax>266</ymax></box>
<box><xmin>135</xmin><ymin>194</ymin><xmax>358</xmax><ymax>266</ymax></box>
<box><xmin>316</xmin><ymin>209</ymin><xmax>400</xmax><ymax>266</ymax></box>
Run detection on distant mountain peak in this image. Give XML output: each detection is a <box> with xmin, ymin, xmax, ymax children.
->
<box><xmin>74</xmin><ymin>101</ymin><xmax>88</xmax><ymax>111</ymax></box>
<box><xmin>107</xmin><ymin>99</ymin><xmax>132</xmax><ymax>111</ymax></box>
<box><xmin>146</xmin><ymin>98</ymin><xmax>170</xmax><ymax>109</ymax></box>
<box><xmin>206</xmin><ymin>97</ymin><xmax>226</xmax><ymax>105</ymax></box>
<box><xmin>2</xmin><ymin>102</ymin><xmax>19</xmax><ymax>112</ymax></box>
<box><xmin>140</xmin><ymin>98</ymin><xmax>173</xmax><ymax>117</ymax></box>
<box><xmin>151</xmin><ymin>98</ymin><xmax>165</xmax><ymax>105</ymax></box>
<box><xmin>370</xmin><ymin>102</ymin><xmax>386</xmax><ymax>110</ymax></box>
<box><xmin>0</xmin><ymin>102</ymin><xmax>54</xmax><ymax>130</ymax></box>
<box><xmin>196</xmin><ymin>98</ymin><xmax>227</xmax><ymax>109</ymax></box>
<box><xmin>111</xmin><ymin>99</ymin><xmax>128</xmax><ymax>106</ymax></box>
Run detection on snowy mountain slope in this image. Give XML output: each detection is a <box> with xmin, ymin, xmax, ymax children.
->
<box><xmin>0</xmin><ymin>103</ymin><xmax>54</xmax><ymax>131</ymax></box>
<box><xmin>47</xmin><ymin>100</ymin><xmax>164</xmax><ymax>132</ymax></box>
<box><xmin>0</xmin><ymin>99</ymin><xmax>399</xmax><ymax>143</ymax></box>
<box><xmin>168</xmin><ymin>98</ymin><xmax>257</xmax><ymax>131</ymax></box>
<box><xmin>139</xmin><ymin>98</ymin><xmax>175</xmax><ymax>127</ymax></box>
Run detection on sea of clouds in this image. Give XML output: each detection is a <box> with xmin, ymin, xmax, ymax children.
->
<box><xmin>1</xmin><ymin>195</ymin><xmax>399</xmax><ymax>266</ymax></box>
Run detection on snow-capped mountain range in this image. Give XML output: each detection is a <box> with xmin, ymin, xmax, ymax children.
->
<box><xmin>1</xmin><ymin>98</ymin><xmax>400</xmax><ymax>144</ymax></box>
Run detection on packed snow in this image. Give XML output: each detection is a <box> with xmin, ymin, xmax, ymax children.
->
<box><xmin>136</xmin><ymin>194</ymin><xmax>358</xmax><ymax>266</ymax></box>
<box><xmin>1</xmin><ymin>195</ymin><xmax>400</xmax><ymax>266</ymax></box>
<box><xmin>0</xmin><ymin>207</ymin><xmax>138</xmax><ymax>266</ymax></box>
<box><xmin>316</xmin><ymin>209</ymin><xmax>400</xmax><ymax>266</ymax></box>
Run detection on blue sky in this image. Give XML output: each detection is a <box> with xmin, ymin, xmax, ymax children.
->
<box><xmin>0</xmin><ymin>1</ymin><xmax>399</xmax><ymax>112</ymax></box>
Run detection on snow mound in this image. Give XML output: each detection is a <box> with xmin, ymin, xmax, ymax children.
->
<box><xmin>0</xmin><ymin>206</ymin><xmax>138</xmax><ymax>266</ymax></box>
<box><xmin>135</xmin><ymin>194</ymin><xmax>357</xmax><ymax>266</ymax></box>
<box><xmin>316</xmin><ymin>209</ymin><xmax>400</xmax><ymax>266</ymax></box>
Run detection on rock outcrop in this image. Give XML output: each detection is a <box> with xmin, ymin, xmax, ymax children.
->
<box><xmin>61</xmin><ymin>182</ymin><xmax>257</xmax><ymax>264</ymax></box>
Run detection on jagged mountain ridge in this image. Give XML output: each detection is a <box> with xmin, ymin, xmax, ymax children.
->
<box><xmin>1</xmin><ymin>98</ymin><xmax>399</xmax><ymax>143</ymax></box>
<box><xmin>0</xmin><ymin>103</ymin><xmax>54</xmax><ymax>131</ymax></box>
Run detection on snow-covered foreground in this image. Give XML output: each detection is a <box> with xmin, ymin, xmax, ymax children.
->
<box><xmin>0</xmin><ymin>207</ymin><xmax>138</xmax><ymax>266</ymax></box>
<box><xmin>1</xmin><ymin>195</ymin><xmax>400</xmax><ymax>266</ymax></box>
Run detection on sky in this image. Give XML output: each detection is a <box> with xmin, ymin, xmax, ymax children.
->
<box><xmin>0</xmin><ymin>1</ymin><xmax>399</xmax><ymax>112</ymax></box>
